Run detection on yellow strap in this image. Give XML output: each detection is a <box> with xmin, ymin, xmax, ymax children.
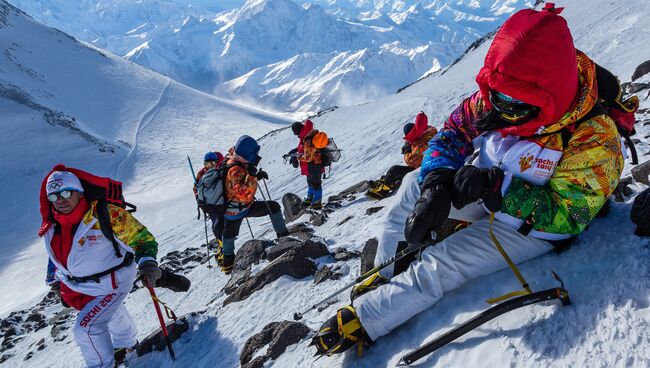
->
<box><xmin>487</xmin><ymin>212</ymin><xmax>532</xmax><ymax>304</ymax></box>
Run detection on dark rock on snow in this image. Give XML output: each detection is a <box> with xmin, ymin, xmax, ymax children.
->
<box><xmin>314</xmin><ymin>265</ymin><xmax>343</xmax><ymax>285</ymax></box>
<box><xmin>360</xmin><ymin>238</ymin><xmax>379</xmax><ymax>275</ymax></box>
<box><xmin>333</xmin><ymin>247</ymin><xmax>361</xmax><ymax>262</ymax></box>
<box><xmin>266</xmin><ymin>239</ymin><xmax>303</xmax><ymax>261</ymax></box>
<box><xmin>631</xmin><ymin>59</ymin><xmax>650</xmax><ymax>81</ymax></box>
<box><xmin>631</xmin><ymin>160</ymin><xmax>650</xmax><ymax>185</ymax></box>
<box><xmin>240</xmin><ymin>321</ymin><xmax>310</xmax><ymax>368</ymax></box>
<box><xmin>366</xmin><ymin>206</ymin><xmax>384</xmax><ymax>216</ymax></box>
<box><xmin>224</xmin><ymin>238</ymin><xmax>330</xmax><ymax>306</ymax></box>
<box><xmin>136</xmin><ymin>315</ymin><xmax>190</xmax><ymax>357</ymax></box>
<box><xmin>282</xmin><ymin>193</ymin><xmax>305</xmax><ymax>223</ymax></box>
<box><xmin>631</xmin><ymin>188</ymin><xmax>650</xmax><ymax>237</ymax></box>
<box><xmin>614</xmin><ymin>176</ymin><xmax>635</xmax><ymax>202</ymax></box>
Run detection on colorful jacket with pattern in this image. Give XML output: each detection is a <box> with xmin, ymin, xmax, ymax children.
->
<box><xmin>404</xmin><ymin>126</ymin><xmax>437</xmax><ymax>168</ymax></box>
<box><xmin>225</xmin><ymin>163</ymin><xmax>258</xmax><ymax>207</ymax></box>
<box><xmin>420</xmin><ymin>52</ymin><xmax>624</xmax><ymax>238</ymax></box>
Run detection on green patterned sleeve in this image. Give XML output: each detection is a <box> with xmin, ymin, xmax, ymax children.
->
<box><xmin>501</xmin><ymin>116</ymin><xmax>623</xmax><ymax>235</ymax></box>
<box><xmin>108</xmin><ymin>205</ymin><xmax>158</xmax><ymax>262</ymax></box>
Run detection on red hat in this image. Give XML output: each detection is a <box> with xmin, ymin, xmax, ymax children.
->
<box><xmin>475</xmin><ymin>4</ymin><xmax>578</xmax><ymax>137</ymax></box>
<box><xmin>404</xmin><ymin>112</ymin><xmax>428</xmax><ymax>144</ymax></box>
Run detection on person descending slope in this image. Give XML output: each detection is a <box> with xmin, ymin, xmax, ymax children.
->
<box><xmin>290</xmin><ymin>119</ymin><xmax>325</xmax><ymax>210</ymax></box>
<box><xmin>38</xmin><ymin>167</ymin><xmax>160</xmax><ymax>368</ymax></box>
<box><xmin>367</xmin><ymin>112</ymin><xmax>438</xmax><ymax>199</ymax></box>
<box><xmin>220</xmin><ymin>135</ymin><xmax>290</xmax><ymax>274</ymax></box>
<box><xmin>312</xmin><ymin>4</ymin><xmax>631</xmax><ymax>356</ymax></box>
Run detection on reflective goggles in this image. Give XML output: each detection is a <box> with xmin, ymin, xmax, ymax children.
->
<box><xmin>47</xmin><ymin>190</ymin><xmax>74</xmax><ymax>202</ymax></box>
<box><xmin>489</xmin><ymin>91</ymin><xmax>540</xmax><ymax>124</ymax></box>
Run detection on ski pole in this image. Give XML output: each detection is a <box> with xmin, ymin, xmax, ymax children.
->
<box><xmin>261</xmin><ymin>177</ymin><xmax>273</xmax><ymax>203</ymax></box>
<box><xmin>293</xmin><ymin>239</ymin><xmax>435</xmax><ymax>321</ymax></box>
<box><xmin>187</xmin><ymin>155</ymin><xmax>201</xmax><ymax>220</ymax></box>
<box><xmin>145</xmin><ymin>279</ymin><xmax>176</xmax><ymax>361</ymax></box>
<box><xmin>187</xmin><ymin>155</ymin><xmax>197</xmax><ymax>185</ymax></box>
<box><xmin>256</xmin><ymin>172</ymin><xmax>276</xmax><ymax>218</ymax></box>
<box><xmin>203</xmin><ymin>210</ymin><xmax>212</xmax><ymax>268</ymax></box>
<box><xmin>245</xmin><ymin>218</ymin><xmax>255</xmax><ymax>238</ymax></box>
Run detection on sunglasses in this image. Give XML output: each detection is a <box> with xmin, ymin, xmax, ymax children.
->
<box><xmin>47</xmin><ymin>190</ymin><xmax>74</xmax><ymax>202</ymax></box>
<box><xmin>489</xmin><ymin>91</ymin><xmax>540</xmax><ymax>124</ymax></box>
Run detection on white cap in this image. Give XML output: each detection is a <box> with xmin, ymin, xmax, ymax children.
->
<box><xmin>46</xmin><ymin>171</ymin><xmax>84</xmax><ymax>195</ymax></box>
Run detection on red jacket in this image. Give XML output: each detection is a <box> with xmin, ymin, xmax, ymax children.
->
<box><xmin>297</xmin><ymin>120</ymin><xmax>324</xmax><ymax>175</ymax></box>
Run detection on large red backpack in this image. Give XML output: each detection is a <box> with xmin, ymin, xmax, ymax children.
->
<box><xmin>39</xmin><ymin>164</ymin><xmax>136</xmax><ymax>259</ymax></box>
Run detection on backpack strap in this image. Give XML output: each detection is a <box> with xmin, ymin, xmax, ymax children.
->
<box><xmin>97</xmin><ymin>200</ymin><xmax>123</xmax><ymax>258</ymax></box>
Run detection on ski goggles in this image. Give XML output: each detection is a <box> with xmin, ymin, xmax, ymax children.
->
<box><xmin>47</xmin><ymin>190</ymin><xmax>74</xmax><ymax>202</ymax></box>
<box><xmin>489</xmin><ymin>91</ymin><xmax>540</xmax><ymax>124</ymax></box>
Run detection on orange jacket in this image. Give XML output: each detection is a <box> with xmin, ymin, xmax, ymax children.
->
<box><xmin>404</xmin><ymin>126</ymin><xmax>437</xmax><ymax>168</ymax></box>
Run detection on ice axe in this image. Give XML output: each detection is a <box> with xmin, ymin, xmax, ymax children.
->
<box><xmin>145</xmin><ymin>279</ymin><xmax>176</xmax><ymax>361</ymax></box>
<box><xmin>293</xmin><ymin>237</ymin><xmax>435</xmax><ymax>321</ymax></box>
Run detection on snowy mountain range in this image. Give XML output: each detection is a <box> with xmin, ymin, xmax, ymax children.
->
<box><xmin>1</xmin><ymin>0</ymin><xmax>649</xmax><ymax>367</ymax></box>
<box><xmin>9</xmin><ymin>0</ymin><xmax>531</xmax><ymax>113</ymax></box>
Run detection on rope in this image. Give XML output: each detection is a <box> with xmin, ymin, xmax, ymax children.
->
<box><xmin>486</xmin><ymin>212</ymin><xmax>533</xmax><ymax>304</ymax></box>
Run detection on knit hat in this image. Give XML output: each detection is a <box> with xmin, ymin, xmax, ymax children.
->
<box><xmin>291</xmin><ymin>122</ymin><xmax>304</xmax><ymax>136</ymax></box>
<box><xmin>234</xmin><ymin>135</ymin><xmax>261</xmax><ymax>163</ymax></box>
<box><xmin>204</xmin><ymin>151</ymin><xmax>219</xmax><ymax>162</ymax></box>
<box><xmin>46</xmin><ymin>171</ymin><xmax>84</xmax><ymax>195</ymax></box>
<box><xmin>403</xmin><ymin>123</ymin><xmax>415</xmax><ymax>136</ymax></box>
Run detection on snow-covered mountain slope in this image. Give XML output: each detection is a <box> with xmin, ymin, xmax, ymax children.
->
<box><xmin>0</xmin><ymin>0</ymin><xmax>289</xmax><ymax>315</ymax></box>
<box><xmin>2</xmin><ymin>0</ymin><xmax>649</xmax><ymax>368</ymax></box>
<box><xmin>9</xmin><ymin>0</ymin><xmax>530</xmax><ymax>113</ymax></box>
<box><xmin>219</xmin><ymin>42</ymin><xmax>442</xmax><ymax>112</ymax></box>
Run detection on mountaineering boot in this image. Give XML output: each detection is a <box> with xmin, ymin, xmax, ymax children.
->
<box><xmin>311</xmin><ymin>305</ymin><xmax>368</xmax><ymax>356</ymax></box>
<box><xmin>220</xmin><ymin>238</ymin><xmax>235</xmax><ymax>274</ymax></box>
<box><xmin>310</xmin><ymin>188</ymin><xmax>323</xmax><ymax>210</ymax></box>
<box><xmin>304</xmin><ymin>186</ymin><xmax>314</xmax><ymax>207</ymax></box>
<box><xmin>366</xmin><ymin>183</ymin><xmax>393</xmax><ymax>200</ymax></box>
<box><xmin>209</xmin><ymin>239</ymin><xmax>224</xmax><ymax>265</ymax></box>
<box><xmin>350</xmin><ymin>271</ymin><xmax>389</xmax><ymax>301</ymax></box>
<box><xmin>270</xmin><ymin>211</ymin><xmax>290</xmax><ymax>237</ymax></box>
<box><xmin>221</xmin><ymin>255</ymin><xmax>235</xmax><ymax>274</ymax></box>
<box><xmin>114</xmin><ymin>342</ymin><xmax>138</xmax><ymax>366</ymax></box>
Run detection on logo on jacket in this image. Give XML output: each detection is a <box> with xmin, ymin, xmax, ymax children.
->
<box><xmin>519</xmin><ymin>154</ymin><xmax>534</xmax><ymax>172</ymax></box>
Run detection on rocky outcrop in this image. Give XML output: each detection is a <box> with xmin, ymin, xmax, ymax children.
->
<box><xmin>224</xmin><ymin>237</ymin><xmax>330</xmax><ymax>306</ymax></box>
<box><xmin>360</xmin><ymin>238</ymin><xmax>379</xmax><ymax>275</ymax></box>
<box><xmin>632</xmin><ymin>160</ymin><xmax>650</xmax><ymax>185</ymax></box>
<box><xmin>631</xmin><ymin>59</ymin><xmax>650</xmax><ymax>81</ymax></box>
<box><xmin>240</xmin><ymin>321</ymin><xmax>310</xmax><ymax>368</ymax></box>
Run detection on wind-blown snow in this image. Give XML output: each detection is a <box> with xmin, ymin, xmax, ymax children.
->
<box><xmin>1</xmin><ymin>0</ymin><xmax>649</xmax><ymax>367</ymax></box>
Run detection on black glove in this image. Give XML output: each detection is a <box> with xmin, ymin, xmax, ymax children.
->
<box><xmin>247</xmin><ymin>164</ymin><xmax>258</xmax><ymax>176</ymax></box>
<box><xmin>138</xmin><ymin>260</ymin><xmax>162</xmax><ymax>287</ymax></box>
<box><xmin>452</xmin><ymin>165</ymin><xmax>504</xmax><ymax>212</ymax></box>
<box><xmin>404</xmin><ymin>170</ymin><xmax>454</xmax><ymax>245</ymax></box>
<box><xmin>289</xmin><ymin>156</ymin><xmax>299</xmax><ymax>168</ymax></box>
<box><xmin>401</xmin><ymin>143</ymin><xmax>412</xmax><ymax>154</ymax></box>
<box><xmin>256</xmin><ymin>169</ymin><xmax>269</xmax><ymax>180</ymax></box>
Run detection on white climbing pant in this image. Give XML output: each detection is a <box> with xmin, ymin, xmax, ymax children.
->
<box><xmin>356</xmin><ymin>214</ymin><xmax>554</xmax><ymax>341</ymax></box>
<box><xmin>374</xmin><ymin>169</ymin><xmax>486</xmax><ymax>279</ymax></box>
<box><xmin>73</xmin><ymin>291</ymin><xmax>137</xmax><ymax>368</ymax></box>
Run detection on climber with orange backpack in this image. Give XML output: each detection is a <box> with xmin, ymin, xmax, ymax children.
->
<box><xmin>289</xmin><ymin>119</ymin><xmax>328</xmax><ymax>210</ymax></box>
